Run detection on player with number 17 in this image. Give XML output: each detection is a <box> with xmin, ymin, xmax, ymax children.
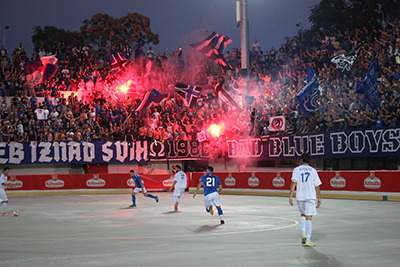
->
<box><xmin>289</xmin><ymin>153</ymin><xmax>322</xmax><ymax>247</ymax></box>
<box><xmin>193</xmin><ymin>166</ymin><xmax>225</xmax><ymax>224</ymax></box>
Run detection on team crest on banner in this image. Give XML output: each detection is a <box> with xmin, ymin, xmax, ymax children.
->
<box><xmin>269</xmin><ymin>116</ymin><xmax>286</xmax><ymax>131</ymax></box>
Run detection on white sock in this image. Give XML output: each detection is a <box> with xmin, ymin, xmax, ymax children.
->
<box><xmin>173</xmin><ymin>195</ymin><xmax>177</xmax><ymax>203</ymax></box>
<box><xmin>306</xmin><ymin>220</ymin><xmax>312</xmax><ymax>242</ymax></box>
<box><xmin>300</xmin><ymin>217</ymin><xmax>306</xmax><ymax>236</ymax></box>
<box><xmin>176</xmin><ymin>196</ymin><xmax>180</xmax><ymax>204</ymax></box>
<box><xmin>1</xmin><ymin>202</ymin><xmax>7</xmax><ymax>213</ymax></box>
<box><xmin>219</xmin><ymin>215</ymin><xmax>224</xmax><ymax>220</ymax></box>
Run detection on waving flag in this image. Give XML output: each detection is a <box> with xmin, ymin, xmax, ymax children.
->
<box><xmin>296</xmin><ymin>66</ymin><xmax>319</xmax><ymax>114</ymax></box>
<box><xmin>356</xmin><ymin>58</ymin><xmax>379</xmax><ymax>110</ymax></box>
<box><xmin>331</xmin><ymin>50</ymin><xmax>358</xmax><ymax>73</ymax></box>
<box><xmin>189</xmin><ymin>31</ymin><xmax>232</xmax><ymax>69</ymax></box>
<box><xmin>175</xmin><ymin>84</ymin><xmax>202</xmax><ymax>107</ymax></box>
<box><xmin>24</xmin><ymin>56</ymin><xmax>58</xmax><ymax>87</ymax></box>
<box><xmin>111</xmin><ymin>52</ymin><xmax>132</xmax><ymax>75</ymax></box>
<box><xmin>135</xmin><ymin>89</ymin><xmax>168</xmax><ymax>114</ymax></box>
<box><xmin>214</xmin><ymin>83</ymin><xmax>242</xmax><ymax>112</ymax></box>
<box><xmin>269</xmin><ymin>116</ymin><xmax>286</xmax><ymax>131</ymax></box>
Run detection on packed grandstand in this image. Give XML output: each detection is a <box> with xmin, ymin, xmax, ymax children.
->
<box><xmin>0</xmin><ymin>20</ymin><xmax>399</xmax><ymax>144</ymax></box>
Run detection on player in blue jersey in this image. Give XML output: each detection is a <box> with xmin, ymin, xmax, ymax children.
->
<box><xmin>129</xmin><ymin>170</ymin><xmax>159</xmax><ymax>207</ymax></box>
<box><xmin>193</xmin><ymin>166</ymin><xmax>224</xmax><ymax>224</ymax></box>
<box><xmin>289</xmin><ymin>153</ymin><xmax>322</xmax><ymax>247</ymax></box>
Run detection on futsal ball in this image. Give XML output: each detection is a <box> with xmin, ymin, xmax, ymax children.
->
<box><xmin>13</xmin><ymin>210</ymin><xmax>19</xmax><ymax>217</ymax></box>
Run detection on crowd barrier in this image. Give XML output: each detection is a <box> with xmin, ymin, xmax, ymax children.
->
<box><xmin>6</xmin><ymin>171</ymin><xmax>400</xmax><ymax>201</ymax></box>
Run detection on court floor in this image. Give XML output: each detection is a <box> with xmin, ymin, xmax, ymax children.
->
<box><xmin>0</xmin><ymin>192</ymin><xmax>399</xmax><ymax>267</ymax></box>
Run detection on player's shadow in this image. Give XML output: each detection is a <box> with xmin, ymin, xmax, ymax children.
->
<box><xmin>117</xmin><ymin>207</ymin><xmax>135</xmax><ymax>210</ymax></box>
<box><xmin>188</xmin><ymin>225</ymin><xmax>221</xmax><ymax>233</ymax></box>
<box><xmin>304</xmin><ymin>248</ymin><xmax>343</xmax><ymax>267</ymax></box>
<box><xmin>162</xmin><ymin>211</ymin><xmax>180</xmax><ymax>214</ymax></box>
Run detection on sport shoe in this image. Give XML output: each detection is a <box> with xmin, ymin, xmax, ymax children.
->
<box><xmin>209</xmin><ymin>205</ymin><xmax>213</xmax><ymax>215</ymax></box>
<box><xmin>0</xmin><ymin>212</ymin><xmax>7</xmax><ymax>216</ymax></box>
<box><xmin>305</xmin><ymin>241</ymin><xmax>315</xmax><ymax>247</ymax></box>
<box><xmin>155</xmin><ymin>196</ymin><xmax>159</xmax><ymax>203</ymax></box>
<box><xmin>220</xmin><ymin>220</ymin><xmax>225</xmax><ymax>225</ymax></box>
<box><xmin>129</xmin><ymin>204</ymin><xmax>136</xmax><ymax>208</ymax></box>
<box><xmin>174</xmin><ymin>202</ymin><xmax>178</xmax><ymax>211</ymax></box>
<box><xmin>301</xmin><ymin>235</ymin><xmax>306</xmax><ymax>244</ymax></box>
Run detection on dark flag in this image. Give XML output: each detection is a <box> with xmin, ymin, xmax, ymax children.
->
<box><xmin>331</xmin><ymin>50</ymin><xmax>358</xmax><ymax>73</ymax></box>
<box><xmin>24</xmin><ymin>56</ymin><xmax>58</xmax><ymax>87</ymax></box>
<box><xmin>355</xmin><ymin>58</ymin><xmax>379</xmax><ymax>110</ymax></box>
<box><xmin>296</xmin><ymin>66</ymin><xmax>319</xmax><ymax>114</ymax></box>
<box><xmin>135</xmin><ymin>89</ymin><xmax>168</xmax><ymax>115</ymax></box>
<box><xmin>175</xmin><ymin>84</ymin><xmax>202</xmax><ymax>107</ymax></box>
<box><xmin>214</xmin><ymin>83</ymin><xmax>242</xmax><ymax>112</ymax></box>
<box><xmin>110</xmin><ymin>52</ymin><xmax>132</xmax><ymax>75</ymax></box>
<box><xmin>189</xmin><ymin>31</ymin><xmax>232</xmax><ymax>69</ymax></box>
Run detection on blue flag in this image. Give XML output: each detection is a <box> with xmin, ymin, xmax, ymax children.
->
<box><xmin>296</xmin><ymin>66</ymin><xmax>319</xmax><ymax>114</ymax></box>
<box><xmin>135</xmin><ymin>89</ymin><xmax>168</xmax><ymax>116</ymax></box>
<box><xmin>175</xmin><ymin>84</ymin><xmax>202</xmax><ymax>107</ymax></box>
<box><xmin>323</xmin><ymin>35</ymin><xmax>334</xmax><ymax>53</ymax></box>
<box><xmin>355</xmin><ymin>58</ymin><xmax>379</xmax><ymax>110</ymax></box>
<box><xmin>24</xmin><ymin>56</ymin><xmax>58</xmax><ymax>87</ymax></box>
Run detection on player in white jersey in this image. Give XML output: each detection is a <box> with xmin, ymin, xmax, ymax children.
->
<box><xmin>289</xmin><ymin>153</ymin><xmax>322</xmax><ymax>247</ymax></box>
<box><xmin>168</xmin><ymin>165</ymin><xmax>187</xmax><ymax>211</ymax></box>
<box><xmin>0</xmin><ymin>167</ymin><xmax>12</xmax><ymax>215</ymax></box>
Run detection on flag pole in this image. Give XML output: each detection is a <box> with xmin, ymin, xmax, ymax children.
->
<box><xmin>253</xmin><ymin>100</ymin><xmax>257</xmax><ymax>136</ymax></box>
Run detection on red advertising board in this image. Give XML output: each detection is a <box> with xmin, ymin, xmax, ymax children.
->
<box><xmin>190</xmin><ymin>171</ymin><xmax>400</xmax><ymax>193</ymax></box>
<box><xmin>7</xmin><ymin>173</ymin><xmax>182</xmax><ymax>191</ymax></box>
<box><xmin>6</xmin><ymin>171</ymin><xmax>400</xmax><ymax>193</ymax></box>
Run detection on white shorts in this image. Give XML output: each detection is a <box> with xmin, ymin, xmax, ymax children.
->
<box><xmin>297</xmin><ymin>200</ymin><xmax>317</xmax><ymax>216</ymax></box>
<box><xmin>204</xmin><ymin>192</ymin><xmax>221</xmax><ymax>209</ymax></box>
<box><xmin>173</xmin><ymin>188</ymin><xmax>185</xmax><ymax>197</ymax></box>
<box><xmin>132</xmin><ymin>187</ymin><xmax>147</xmax><ymax>194</ymax></box>
<box><xmin>0</xmin><ymin>189</ymin><xmax>8</xmax><ymax>202</ymax></box>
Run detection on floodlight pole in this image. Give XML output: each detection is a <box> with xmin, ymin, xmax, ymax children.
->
<box><xmin>241</xmin><ymin>0</ymin><xmax>250</xmax><ymax>105</ymax></box>
<box><xmin>3</xmin><ymin>27</ymin><xmax>8</xmax><ymax>48</ymax></box>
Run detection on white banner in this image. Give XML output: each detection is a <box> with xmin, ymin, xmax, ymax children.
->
<box><xmin>269</xmin><ymin>116</ymin><xmax>285</xmax><ymax>131</ymax></box>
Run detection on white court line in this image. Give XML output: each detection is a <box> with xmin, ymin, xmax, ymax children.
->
<box><xmin>0</xmin><ymin>215</ymin><xmax>299</xmax><ymax>241</ymax></box>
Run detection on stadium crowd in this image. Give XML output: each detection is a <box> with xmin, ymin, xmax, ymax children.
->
<box><xmin>0</xmin><ymin>20</ymin><xmax>399</xmax><ymax>143</ymax></box>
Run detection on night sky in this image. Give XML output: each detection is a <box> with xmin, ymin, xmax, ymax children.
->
<box><xmin>2</xmin><ymin>0</ymin><xmax>320</xmax><ymax>57</ymax></box>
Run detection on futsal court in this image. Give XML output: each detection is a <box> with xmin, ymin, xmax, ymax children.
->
<box><xmin>0</xmin><ymin>192</ymin><xmax>399</xmax><ymax>267</ymax></box>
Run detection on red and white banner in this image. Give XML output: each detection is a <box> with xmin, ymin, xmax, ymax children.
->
<box><xmin>269</xmin><ymin>116</ymin><xmax>286</xmax><ymax>131</ymax></box>
<box><xmin>6</xmin><ymin>171</ymin><xmax>400</xmax><ymax>194</ymax></box>
<box><xmin>6</xmin><ymin>173</ymin><xmax>186</xmax><ymax>191</ymax></box>
<box><xmin>190</xmin><ymin>171</ymin><xmax>400</xmax><ymax>193</ymax></box>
